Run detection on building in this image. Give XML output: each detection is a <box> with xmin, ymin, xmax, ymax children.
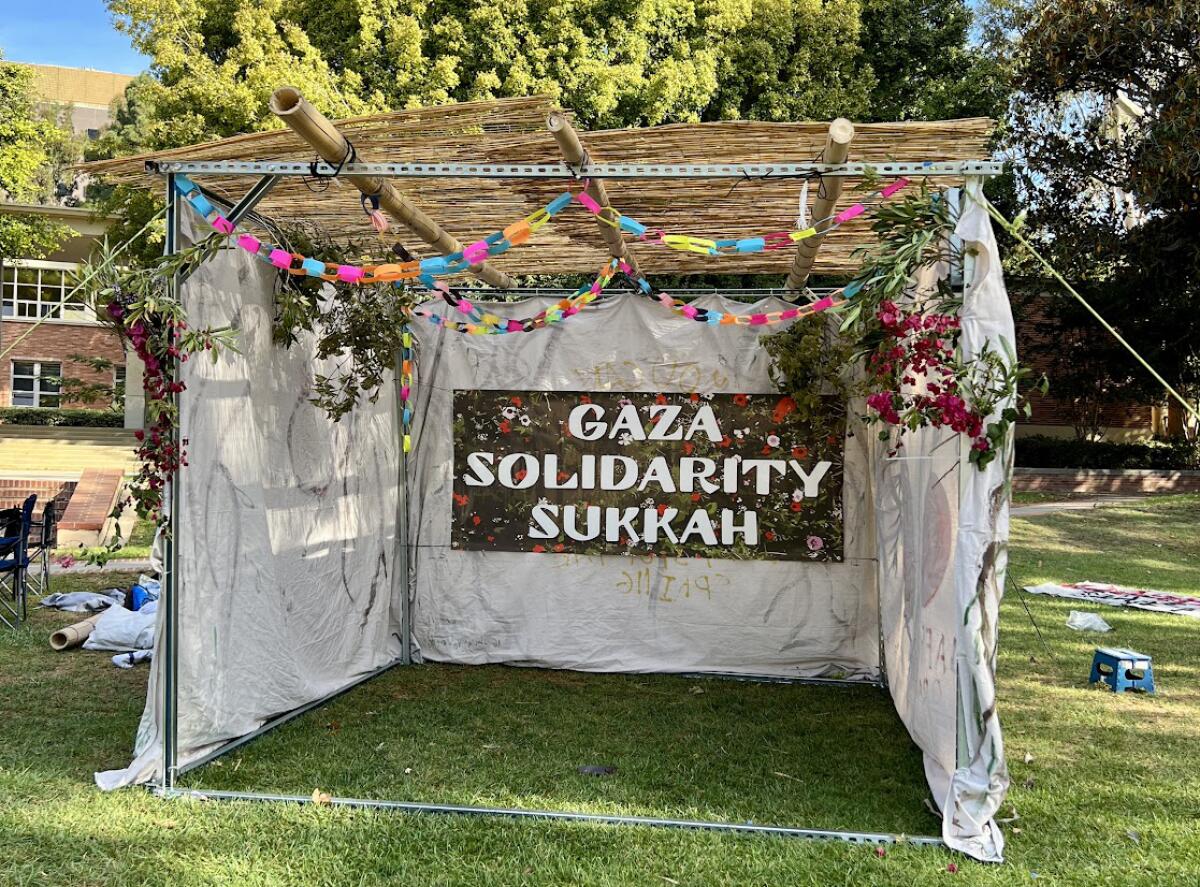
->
<box><xmin>0</xmin><ymin>64</ymin><xmax>143</xmax><ymax>429</ymax></box>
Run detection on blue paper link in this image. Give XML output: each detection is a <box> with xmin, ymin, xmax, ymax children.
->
<box><xmin>619</xmin><ymin>216</ymin><xmax>647</xmax><ymax>237</ymax></box>
<box><xmin>735</xmin><ymin>237</ymin><xmax>765</xmax><ymax>254</ymax></box>
<box><xmin>547</xmin><ymin>192</ymin><xmax>573</xmax><ymax>214</ymax></box>
<box><xmin>301</xmin><ymin>258</ymin><xmax>326</xmax><ymax>276</ymax></box>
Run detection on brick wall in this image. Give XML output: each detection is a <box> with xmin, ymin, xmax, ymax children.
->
<box><xmin>0</xmin><ymin>319</ymin><xmax>126</xmax><ymax>408</ymax></box>
<box><xmin>0</xmin><ymin>478</ymin><xmax>76</xmax><ymax>513</ymax></box>
<box><xmin>1013</xmin><ymin>467</ymin><xmax>1200</xmax><ymax>495</ymax></box>
<box><xmin>1013</xmin><ymin>291</ymin><xmax>1156</xmax><ymax>434</ymax></box>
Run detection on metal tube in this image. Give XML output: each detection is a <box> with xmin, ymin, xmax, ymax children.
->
<box><xmin>225</xmin><ymin>174</ymin><xmax>281</xmax><ymax>226</ymax></box>
<box><xmin>161</xmin><ymin>172</ymin><xmax>181</xmax><ymax>789</ymax></box>
<box><xmin>158</xmin><ymin>787</ymin><xmax>945</xmax><ymax>848</ymax></box>
<box><xmin>176</xmin><ymin>656</ymin><xmax>405</xmax><ymax>776</ymax></box>
<box><xmin>147</xmin><ymin>159</ymin><xmax>1005</xmax><ymax>179</ymax></box>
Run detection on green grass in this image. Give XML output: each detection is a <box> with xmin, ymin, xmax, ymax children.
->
<box><xmin>1010</xmin><ymin>491</ymin><xmax>1075</xmax><ymax>505</ymax></box>
<box><xmin>2</xmin><ymin>497</ymin><xmax>1199</xmax><ymax>885</ymax></box>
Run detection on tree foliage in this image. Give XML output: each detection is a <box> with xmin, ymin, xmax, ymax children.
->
<box><xmin>98</xmin><ymin>0</ymin><xmax>1003</xmax><ymax>152</ymax></box>
<box><xmin>1006</xmin><ymin>0</ymin><xmax>1200</xmax><ymax>424</ymax></box>
<box><xmin>0</xmin><ymin>53</ymin><xmax>74</xmax><ymax>258</ymax></box>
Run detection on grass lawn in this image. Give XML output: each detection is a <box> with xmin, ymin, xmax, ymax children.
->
<box><xmin>2</xmin><ymin>497</ymin><xmax>1198</xmax><ymax>885</ymax></box>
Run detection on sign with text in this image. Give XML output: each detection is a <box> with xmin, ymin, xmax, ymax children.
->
<box><xmin>451</xmin><ymin>390</ymin><xmax>844</xmax><ymax>561</ymax></box>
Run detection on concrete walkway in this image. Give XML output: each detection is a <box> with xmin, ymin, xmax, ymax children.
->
<box><xmin>1011</xmin><ymin>496</ymin><xmax>1147</xmax><ymax>518</ymax></box>
<box><xmin>49</xmin><ymin>559</ymin><xmax>153</xmax><ymax>575</ymax></box>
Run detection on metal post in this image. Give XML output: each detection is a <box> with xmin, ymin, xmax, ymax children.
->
<box><xmin>394</xmin><ymin>348</ymin><xmax>412</xmax><ymax>666</ymax></box>
<box><xmin>161</xmin><ymin>173</ymin><xmax>181</xmax><ymax>789</ymax></box>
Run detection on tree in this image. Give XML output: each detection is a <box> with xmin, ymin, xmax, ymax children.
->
<box><xmin>101</xmin><ymin>0</ymin><xmax>999</xmax><ymax>146</ymax></box>
<box><xmin>1006</xmin><ymin>1</ymin><xmax>1200</xmax><ymax>433</ymax></box>
<box><xmin>859</xmin><ymin>0</ymin><xmax>1009</xmax><ymax>121</ymax></box>
<box><xmin>0</xmin><ymin>53</ymin><xmax>74</xmax><ymax>259</ymax></box>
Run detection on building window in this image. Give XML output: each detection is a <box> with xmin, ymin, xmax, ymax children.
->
<box><xmin>2</xmin><ymin>262</ymin><xmax>89</xmax><ymax>321</ymax></box>
<box><xmin>113</xmin><ymin>365</ymin><xmax>127</xmax><ymax>408</ymax></box>
<box><xmin>11</xmin><ymin>361</ymin><xmax>62</xmax><ymax>408</ymax></box>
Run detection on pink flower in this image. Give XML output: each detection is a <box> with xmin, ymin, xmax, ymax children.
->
<box><xmin>806</xmin><ymin>535</ymin><xmax>824</xmax><ymax>551</ymax></box>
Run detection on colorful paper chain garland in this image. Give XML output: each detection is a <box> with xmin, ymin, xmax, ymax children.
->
<box><xmin>173</xmin><ymin>172</ymin><xmax>911</xmax><ymax>288</ymax></box>
<box><xmin>175</xmin><ymin>171</ymin><xmax>909</xmax><ymax>449</ymax></box>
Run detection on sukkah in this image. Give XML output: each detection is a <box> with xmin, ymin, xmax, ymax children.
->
<box><xmin>81</xmin><ymin>89</ymin><xmax>1015</xmax><ymax>864</ymax></box>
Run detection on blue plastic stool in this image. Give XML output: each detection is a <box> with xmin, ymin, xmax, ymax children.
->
<box><xmin>1090</xmin><ymin>647</ymin><xmax>1155</xmax><ymax>694</ymax></box>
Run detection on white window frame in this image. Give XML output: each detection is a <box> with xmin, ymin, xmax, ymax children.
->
<box><xmin>10</xmin><ymin>359</ymin><xmax>63</xmax><ymax>409</ymax></box>
<box><xmin>113</xmin><ymin>364</ymin><xmax>127</xmax><ymax>408</ymax></box>
<box><xmin>1</xmin><ymin>259</ymin><xmax>95</xmax><ymax>324</ymax></box>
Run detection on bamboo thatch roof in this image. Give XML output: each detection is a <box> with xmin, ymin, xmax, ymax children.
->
<box><xmin>83</xmin><ymin>96</ymin><xmax>993</xmax><ymax>277</ymax></box>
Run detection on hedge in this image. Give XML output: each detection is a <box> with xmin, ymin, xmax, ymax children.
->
<box><xmin>1016</xmin><ymin>434</ymin><xmax>1200</xmax><ymax>470</ymax></box>
<box><xmin>0</xmin><ymin>407</ymin><xmax>124</xmax><ymax>428</ymax></box>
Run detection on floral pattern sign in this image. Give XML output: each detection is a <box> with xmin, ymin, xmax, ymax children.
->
<box><xmin>451</xmin><ymin>390</ymin><xmax>844</xmax><ymax>561</ymax></box>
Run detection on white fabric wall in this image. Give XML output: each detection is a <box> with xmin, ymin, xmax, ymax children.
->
<box><xmin>97</xmin><ymin>233</ymin><xmax>404</xmax><ymax>789</ymax></box>
<box><xmin>876</xmin><ymin>187</ymin><xmax>1012</xmax><ymax>861</ymax></box>
<box><xmin>409</xmin><ymin>294</ymin><xmax>881</xmax><ymax>679</ymax></box>
<box><xmin>97</xmin><ymin>201</ymin><xmax>1010</xmax><ymax>864</ymax></box>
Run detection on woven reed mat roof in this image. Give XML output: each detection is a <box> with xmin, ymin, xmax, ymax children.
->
<box><xmin>83</xmin><ymin>96</ymin><xmax>993</xmax><ymax>277</ymax></box>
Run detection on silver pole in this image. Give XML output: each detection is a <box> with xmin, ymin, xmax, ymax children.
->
<box><xmin>158</xmin><ymin>787</ymin><xmax>945</xmax><ymax>848</ymax></box>
<box><xmin>161</xmin><ymin>172</ymin><xmax>181</xmax><ymax>789</ymax></box>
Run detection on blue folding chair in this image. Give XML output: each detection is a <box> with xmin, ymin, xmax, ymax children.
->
<box><xmin>0</xmin><ymin>494</ymin><xmax>37</xmax><ymax>629</ymax></box>
<box><xmin>25</xmin><ymin>501</ymin><xmax>57</xmax><ymax>598</ymax></box>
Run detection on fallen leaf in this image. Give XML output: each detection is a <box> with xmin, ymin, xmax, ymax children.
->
<box><xmin>661</xmin><ymin>878</ymin><xmax>680</xmax><ymax>885</ymax></box>
<box><xmin>324</xmin><ymin>720</ymin><xmax>341</xmax><ymax>733</ymax></box>
<box><xmin>773</xmin><ymin>771</ymin><xmax>798</xmax><ymax>781</ymax></box>
<box><xmin>404</xmin><ymin>767</ymin><xmax>413</xmax><ymax>775</ymax></box>
<box><xmin>1023</xmin><ymin>751</ymin><xmax>1034</xmax><ymax>764</ymax></box>
<box><xmin>375</xmin><ymin>742</ymin><xmax>386</xmax><ymax>752</ymax></box>
<box><xmin>1126</xmin><ymin>830</ymin><xmax>1140</xmax><ymax>844</ymax></box>
<box><xmin>156</xmin><ymin>819</ymin><xmax>178</xmax><ymax>829</ymax></box>
<box><xmin>689</xmin><ymin>686</ymin><xmax>705</xmax><ymax>695</ymax></box>
<box><xmin>311</xmin><ymin>789</ymin><xmax>332</xmax><ymax>806</ymax></box>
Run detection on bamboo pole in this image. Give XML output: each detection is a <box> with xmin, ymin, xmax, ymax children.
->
<box><xmin>269</xmin><ymin>87</ymin><xmax>515</xmax><ymax>289</ymax></box>
<box><xmin>785</xmin><ymin>118</ymin><xmax>855</xmax><ymax>292</ymax></box>
<box><xmin>546</xmin><ymin>112</ymin><xmax>641</xmax><ymax>275</ymax></box>
<box><xmin>50</xmin><ymin>613</ymin><xmax>104</xmax><ymax>651</ymax></box>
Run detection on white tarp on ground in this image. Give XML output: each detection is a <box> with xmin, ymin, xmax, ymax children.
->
<box><xmin>408</xmin><ymin>294</ymin><xmax>880</xmax><ymax>679</ymax></box>
<box><xmin>100</xmin><ymin>194</ymin><xmax>1011</xmax><ymax>862</ymax></box>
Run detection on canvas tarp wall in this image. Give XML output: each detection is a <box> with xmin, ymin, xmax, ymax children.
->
<box><xmin>408</xmin><ymin>293</ymin><xmax>880</xmax><ymax>678</ymax></box>
<box><xmin>96</xmin><ymin>218</ymin><xmax>405</xmax><ymax>790</ymax></box>
<box><xmin>97</xmin><ymin>188</ymin><xmax>1011</xmax><ymax>862</ymax></box>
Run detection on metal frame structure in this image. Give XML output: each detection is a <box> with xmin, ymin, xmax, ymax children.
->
<box><xmin>147</xmin><ymin>159</ymin><xmax>1004</xmax><ymax>179</ymax></box>
<box><xmin>150</xmin><ymin>158</ymin><xmax>996</xmax><ymax>848</ymax></box>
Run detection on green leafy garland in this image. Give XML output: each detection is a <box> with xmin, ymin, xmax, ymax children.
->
<box><xmin>767</xmin><ymin>184</ymin><xmax>1042</xmax><ymax>469</ymax></box>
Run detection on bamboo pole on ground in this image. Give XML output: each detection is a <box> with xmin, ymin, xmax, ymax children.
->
<box><xmin>785</xmin><ymin>118</ymin><xmax>855</xmax><ymax>292</ymax></box>
<box><xmin>546</xmin><ymin>112</ymin><xmax>641</xmax><ymax>275</ymax></box>
<box><xmin>50</xmin><ymin>613</ymin><xmax>104</xmax><ymax>651</ymax></box>
<box><xmin>269</xmin><ymin>87</ymin><xmax>515</xmax><ymax>289</ymax></box>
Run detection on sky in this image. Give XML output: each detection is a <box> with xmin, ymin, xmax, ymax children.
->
<box><xmin>0</xmin><ymin>0</ymin><xmax>148</xmax><ymax>75</ymax></box>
